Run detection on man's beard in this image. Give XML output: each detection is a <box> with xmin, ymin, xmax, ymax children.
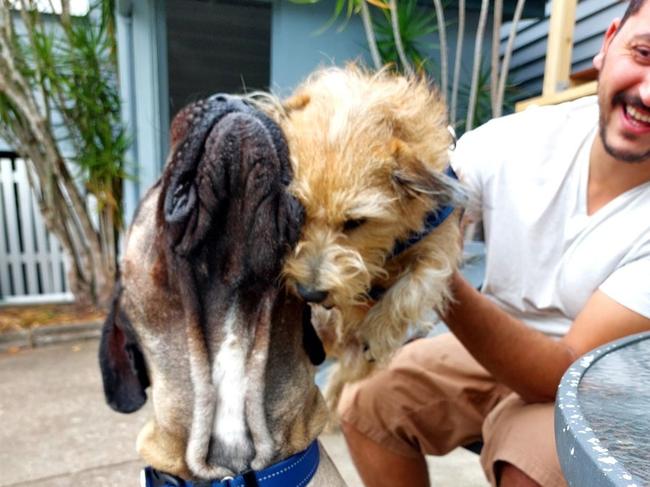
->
<box><xmin>600</xmin><ymin>92</ymin><xmax>650</xmax><ymax>163</ymax></box>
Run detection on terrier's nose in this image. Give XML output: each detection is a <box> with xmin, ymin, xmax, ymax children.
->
<box><xmin>296</xmin><ymin>284</ymin><xmax>328</xmax><ymax>303</ymax></box>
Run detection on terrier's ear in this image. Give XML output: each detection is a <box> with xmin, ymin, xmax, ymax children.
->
<box><xmin>391</xmin><ymin>138</ymin><xmax>465</xmax><ymax>207</ymax></box>
<box><xmin>283</xmin><ymin>93</ymin><xmax>311</xmax><ymax>114</ymax></box>
<box><xmin>98</xmin><ymin>284</ymin><xmax>150</xmax><ymax>413</ymax></box>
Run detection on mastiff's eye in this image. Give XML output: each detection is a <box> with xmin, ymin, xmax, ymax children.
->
<box><xmin>343</xmin><ymin>218</ymin><xmax>367</xmax><ymax>232</ymax></box>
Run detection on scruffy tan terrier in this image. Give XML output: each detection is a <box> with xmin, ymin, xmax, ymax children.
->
<box><xmin>257</xmin><ymin>66</ymin><xmax>464</xmax><ymax>408</ymax></box>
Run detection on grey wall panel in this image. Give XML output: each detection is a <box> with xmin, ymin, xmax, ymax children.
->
<box><xmin>269</xmin><ymin>0</ymin><xmax>370</xmax><ymax>96</ymax></box>
<box><xmin>573</xmin><ymin>6</ymin><xmax>623</xmax><ymax>44</ymax></box>
<box><xmin>269</xmin><ymin>1</ymin><xmax>490</xmax><ymax>99</ymax></box>
<box><xmin>166</xmin><ymin>0</ymin><xmax>271</xmax><ymax>117</ymax></box>
<box><xmin>571</xmin><ymin>2</ymin><xmax>626</xmax><ymax>66</ymax></box>
<box><xmin>503</xmin><ymin>0</ymin><xmax>626</xmax><ymax>102</ymax></box>
<box><xmin>575</xmin><ymin>0</ymin><xmax>625</xmax><ymax>20</ymax></box>
<box><xmin>502</xmin><ymin>18</ymin><xmax>549</xmax><ymax>54</ymax></box>
<box><xmin>572</xmin><ymin>58</ymin><xmax>596</xmax><ymax>73</ymax></box>
<box><xmin>510</xmin><ymin>58</ymin><xmax>547</xmax><ymax>85</ymax></box>
<box><xmin>507</xmin><ymin>37</ymin><xmax>548</xmax><ymax>68</ymax></box>
<box><xmin>572</xmin><ymin>34</ymin><xmax>604</xmax><ymax>63</ymax></box>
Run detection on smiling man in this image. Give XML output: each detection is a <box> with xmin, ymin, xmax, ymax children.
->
<box><xmin>596</xmin><ymin>13</ymin><xmax>650</xmax><ymax>164</ymax></box>
<box><xmin>338</xmin><ymin>2</ymin><xmax>650</xmax><ymax>486</ymax></box>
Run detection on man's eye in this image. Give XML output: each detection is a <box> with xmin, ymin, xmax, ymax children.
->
<box><xmin>634</xmin><ymin>46</ymin><xmax>650</xmax><ymax>59</ymax></box>
<box><xmin>343</xmin><ymin>218</ymin><xmax>367</xmax><ymax>231</ymax></box>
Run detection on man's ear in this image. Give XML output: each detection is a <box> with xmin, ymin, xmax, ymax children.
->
<box><xmin>98</xmin><ymin>285</ymin><xmax>150</xmax><ymax>413</ymax></box>
<box><xmin>594</xmin><ymin>18</ymin><xmax>621</xmax><ymax>70</ymax></box>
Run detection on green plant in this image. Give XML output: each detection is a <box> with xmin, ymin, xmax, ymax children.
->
<box><xmin>373</xmin><ymin>0</ymin><xmax>437</xmax><ymax>72</ymax></box>
<box><xmin>456</xmin><ymin>61</ymin><xmax>518</xmax><ymax>135</ymax></box>
<box><xmin>289</xmin><ymin>0</ymin><xmax>526</xmax><ymax>133</ymax></box>
<box><xmin>0</xmin><ymin>0</ymin><xmax>129</xmax><ymax>306</ymax></box>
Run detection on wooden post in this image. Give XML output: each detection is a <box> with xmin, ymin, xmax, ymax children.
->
<box><xmin>542</xmin><ymin>0</ymin><xmax>578</xmax><ymax>96</ymax></box>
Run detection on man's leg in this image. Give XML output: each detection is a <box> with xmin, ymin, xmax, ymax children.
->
<box><xmin>341</xmin><ymin>419</ymin><xmax>430</xmax><ymax>487</ymax></box>
<box><xmin>498</xmin><ymin>463</ymin><xmax>541</xmax><ymax>487</ymax></box>
<box><xmin>338</xmin><ymin>333</ymin><xmax>511</xmax><ymax>487</ymax></box>
<box><xmin>481</xmin><ymin>393</ymin><xmax>566</xmax><ymax>487</ymax></box>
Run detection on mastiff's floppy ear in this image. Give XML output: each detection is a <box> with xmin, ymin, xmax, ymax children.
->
<box><xmin>99</xmin><ymin>283</ymin><xmax>150</xmax><ymax>413</ymax></box>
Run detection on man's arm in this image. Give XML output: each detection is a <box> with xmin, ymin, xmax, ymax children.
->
<box><xmin>441</xmin><ymin>271</ymin><xmax>650</xmax><ymax>403</ymax></box>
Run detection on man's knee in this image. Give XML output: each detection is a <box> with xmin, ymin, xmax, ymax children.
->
<box><xmin>337</xmin><ymin>337</ymin><xmax>494</xmax><ymax>458</ymax></box>
<box><xmin>336</xmin><ymin>341</ymin><xmax>448</xmax><ymax>457</ymax></box>
<box><xmin>337</xmin><ymin>337</ymin><xmax>450</xmax><ymax>425</ymax></box>
<box><xmin>336</xmin><ymin>364</ymin><xmax>403</xmax><ymax>429</ymax></box>
<box><xmin>481</xmin><ymin>396</ymin><xmax>566</xmax><ymax>487</ymax></box>
<box><xmin>497</xmin><ymin>462</ymin><xmax>541</xmax><ymax>487</ymax></box>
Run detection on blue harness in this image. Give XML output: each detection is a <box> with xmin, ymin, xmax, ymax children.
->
<box><xmin>142</xmin><ymin>440</ymin><xmax>320</xmax><ymax>487</ymax></box>
<box><xmin>391</xmin><ymin>165</ymin><xmax>459</xmax><ymax>258</ymax></box>
<box><xmin>368</xmin><ymin>165</ymin><xmax>459</xmax><ymax>302</ymax></box>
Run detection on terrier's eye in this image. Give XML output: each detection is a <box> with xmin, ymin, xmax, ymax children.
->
<box><xmin>343</xmin><ymin>218</ymin><xmax>367</xmax><ymax>232</ymax></box>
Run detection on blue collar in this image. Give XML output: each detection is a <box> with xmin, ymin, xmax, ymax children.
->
<box><xmin>367</xmin><ymin>165</ymin><xmax>459</xmax><ymax>303</ymax></box>
<box><xmin>390</xmin><ymin>165</ymin><xmax>459</xmax><ymax>258</ymax></box>
<box><xmin>142</xmin><ymin>440</ymin><xmax>320</xmax><ymax>487</ymax></box>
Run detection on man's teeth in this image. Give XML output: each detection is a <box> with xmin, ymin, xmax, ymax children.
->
<box><xmin>626</xmin><ymin>104</ymin><xmax>650</xmax><ymax>124</ymax></box>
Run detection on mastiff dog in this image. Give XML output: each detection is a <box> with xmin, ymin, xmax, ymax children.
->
<box><xmin>99</xmin><ymin>95</ymin><xmax>346</xmax><ymax>486</ymax></box>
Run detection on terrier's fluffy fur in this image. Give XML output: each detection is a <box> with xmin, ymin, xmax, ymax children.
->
<box><xmin>258</xmin><ymin>66</ymin><xmax>463</xmax><ymax>406</ymax></box>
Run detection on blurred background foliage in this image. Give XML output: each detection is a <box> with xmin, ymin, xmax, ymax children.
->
<box><xmin>290</xmin><ymin>0</ymin><xmax>522</xmax><ymax>135</ymax></box>
<box><xmin>0</xmin><ymin>0</ymin><xmax>128</xmax><ymax>306</ymax></box>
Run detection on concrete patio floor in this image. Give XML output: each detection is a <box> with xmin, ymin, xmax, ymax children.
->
<box><xmin>0</xmin><ymin>339</ymin><xmax>488</xmax><ymax>486</ymax></box>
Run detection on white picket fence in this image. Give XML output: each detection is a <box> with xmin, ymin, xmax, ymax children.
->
<box><xmin>0</xmin><ymin>153</ymin><xmax>72</xmax><ymax>304</ymax></box>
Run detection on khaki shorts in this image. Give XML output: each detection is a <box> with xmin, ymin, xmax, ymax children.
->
<box><xmin>338</xmin><ymin>333</ymin><xmax>567</xmax><ymax>487</ymax></box>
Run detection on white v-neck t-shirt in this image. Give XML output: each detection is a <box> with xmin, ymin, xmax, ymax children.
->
<box><xmin>451</xmin><ymin>96</ymin><xmax>650</xmax><ymax>337</ymax></box>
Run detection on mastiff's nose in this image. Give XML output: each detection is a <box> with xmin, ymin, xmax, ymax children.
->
<box><xmin>296</xmin><ymin>284</ymin><xmax>328</xmax><ymax>304</ymax></box>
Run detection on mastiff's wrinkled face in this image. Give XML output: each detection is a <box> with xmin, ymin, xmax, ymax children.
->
<box><xmin>98</xmin><ymin>95</ymin><xmax>325</xmax><ymax>479</ymax></box>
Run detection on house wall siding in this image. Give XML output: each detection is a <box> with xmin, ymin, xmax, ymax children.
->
<box><xmin>116</xmin><ymin>0</ymin><xmax>169</xmax><ymax>225</ymax></box>
<box><xmin>269</xmin><ymin>1</ymin><xmax>509</xmax><ymax>99</ymax></box>
<box><xmin>115</xmin><ymin>0</ymin><xmax>623</xmax><ymax>224</ymax></box>
<box><xmin>269</xmin><ymin>0</ymin><xmax>370</xmax><ymax>96</ymax></box>
<box><xmin>505</xmin><ymin>0</ymin><xmax>625</xmax><ymax>102</ymax></box>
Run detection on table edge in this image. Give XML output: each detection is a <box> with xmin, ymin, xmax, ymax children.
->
<box><xmin>555</xmin><ymin>331</ymin><xmax>650</xmax><ymax>487</ymax></box>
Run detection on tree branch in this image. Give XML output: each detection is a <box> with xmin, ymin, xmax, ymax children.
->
<box><xmin>432</xmin><ymin>0</ymin><xmax>448</xmax><ymax>99</ymax></box>
<box><xmin>360</xmin><ymin>0</ymin><xmax>382</xmax><ymax>70</ymax></box>
<box><xmin>491</xmin><ymin>0</ymin><xmax>503</xmax><ymax>116</ymax></box>
<box><xmin>466</xmin><ymin>0</ymin><xmax>490</xmax><ymax>131</ymax></box>
<box><xmin>450</xmin><ymin>0</ymin><xmax>465</xmax><ymax>125</ymax></box>
<box><xmin>496</xmin><ymin>0</ymin><xmax>526</xmax><ymax>117</ymax></box>
<box><xmin>388</xmin><ymin>0</ymin><xmax>413</xmax><ymax>76</ymax></box>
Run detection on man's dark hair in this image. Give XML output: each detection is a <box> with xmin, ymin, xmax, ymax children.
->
<box><xmin>620</xmin><ymin>0</ymin><xmax>647</xmax><ymax>28</ymax></box>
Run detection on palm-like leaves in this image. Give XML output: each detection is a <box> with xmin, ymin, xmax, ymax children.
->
<box><xmin>456</xmin><ymin>61</ymin><xmax>518</xmax><ymax>133</ymax></box>
<box><xmin>53</xmin><ymin>11</ymin><xmax>128</xmax><ymax>213</ymax></box>
<box><xmin>290</xmin><ymin>0</ymin><xmax>527</xmax><ymax>135</ymax></box>
<box><xmin>0</xmin><ymin>0</ymin><xmax>128</xmax><ymax>305</ymax></box>
<box><xmin>373</xmin><ymin>0</ymin><xmax>437</xmax><ymax>73</ymax></box>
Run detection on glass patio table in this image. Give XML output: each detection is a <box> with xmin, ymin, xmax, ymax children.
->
<box><xmin>555</xmin><ymin>332</ymin><xmax>650</xmax><ymax>486</ymax></box>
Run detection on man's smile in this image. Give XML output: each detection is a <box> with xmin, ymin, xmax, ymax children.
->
<box><xmin>626</xmin><ymin>103</ymin><xmax>650</xmax><ymax>123</ymax></box>
<box><xmin>619</xmin><ymin>101</ymin><xmax>650</xmax><ymax>135</ymax></box>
